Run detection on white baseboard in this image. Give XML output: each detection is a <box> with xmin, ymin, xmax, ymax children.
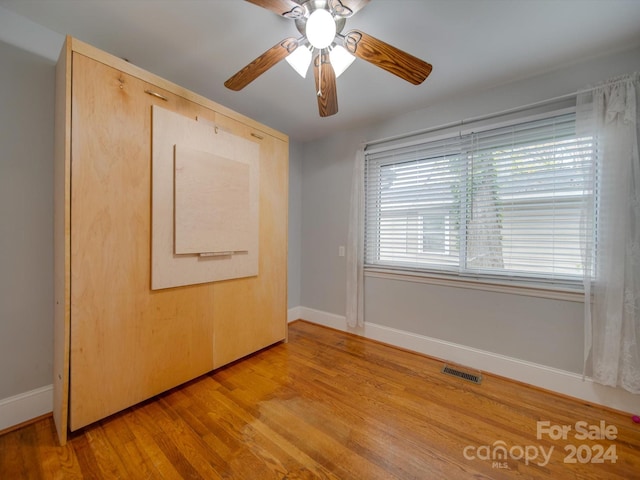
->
<box><xmin>287</xmin><ymin>306</ymin><xmax>304</xmax><ymax>323</ymax></box>
<box><xmin>0</xmin><ymin>385</ymin><xmax>53</xmax><ymax>432</ymax></box>
<box><xmin>291</xmin><ymin>306</ymin><xmax>346</xmax><ymax>328</ymax></box>
<box><xmin>295</xmin><ymin>306</ymin><xmax>639</xmax><ymax>415</ymax></box>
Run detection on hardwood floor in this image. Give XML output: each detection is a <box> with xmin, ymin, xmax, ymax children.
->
<box><xmin>1</xmin><ymin>320</ymin><xmax>639</xmax><ymax>479</ymax></box>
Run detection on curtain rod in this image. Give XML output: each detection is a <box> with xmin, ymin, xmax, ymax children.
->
<box><xmin>365</xmin><ymin>91</ymin><xmax>578</xmax><ymax>150</ymax></box>
<box><xmin>366</xmin><ymin>73</ymin><xmax>639</xmax><ymax>150</ymax></box>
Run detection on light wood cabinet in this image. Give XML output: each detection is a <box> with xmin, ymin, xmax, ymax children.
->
<box><xmin>53</xmin><ymin>37</ymin><xmax>288</xmax><ymax>445</ymax></box>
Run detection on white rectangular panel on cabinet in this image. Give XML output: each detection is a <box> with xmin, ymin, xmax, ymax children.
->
<box><xmin>152</xmin><ymin>105</ymin><xmax>259</xmax><ymax>290</ymax></box>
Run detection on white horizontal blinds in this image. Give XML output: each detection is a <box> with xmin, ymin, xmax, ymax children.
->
<box><xmin>364</xmin><ymin>110</ymin><xmax>594</xmax><ymax>284</ymax></box>
<box><xmin>466</xmin><ymin>112</ymin><xmax>592</xmax><ymax>281</ymax></box>
<box><xmin>364</xmin><ymin>137</ymin><xmax>463</xmax><ymax>271</ymax></box>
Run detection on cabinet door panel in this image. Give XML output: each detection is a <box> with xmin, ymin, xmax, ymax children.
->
<box><xmin>211</xmin><ymin>115</ymin><xmax>289</xmax><ymax>366</ymax></box>
<box><xmin>69</xmin><ymin>54</ymin><xmax>216</xmax><ymax>430</ymax></box>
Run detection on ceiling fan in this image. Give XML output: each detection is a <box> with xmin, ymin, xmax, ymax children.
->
<box><xmin>224</xmin><ymin>0</ymin><xmax>433</xmax><ymax>117</ymax></box>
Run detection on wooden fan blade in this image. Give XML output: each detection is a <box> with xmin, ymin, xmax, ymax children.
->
<box><xmin>244</xmin><ymin>0</ymin><xmax>305</xmax><ymax>18</ymax></box>
<box><xmin>343</xmin><ymin>29</ymin><xmax>432</xmax><ymax>85</ymax></box>
<box><xmin>225</xmin><ymin>38</ymin><xmax>297</xmax><ymax>91</ymax></box>
<box><xmin>330</xmin><ymin>0</ymin><xmax>370</xmax><ymax>17</ymax></box>
<box><xmin>314</xmin><ymin>53</ymin><xmax>338</xmax><ymax>117</ymax></box>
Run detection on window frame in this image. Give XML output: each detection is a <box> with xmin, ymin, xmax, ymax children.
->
<box><xmin>363</xmin><ymin>107</ymin><xmax>593</xmax><ymax>298</ymax></box>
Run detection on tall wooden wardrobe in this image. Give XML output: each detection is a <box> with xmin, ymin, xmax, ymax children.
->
<box><xmin>53</xmin><ymin>37</ymin><xmax>288</xmax><ymax>445</ymax></box>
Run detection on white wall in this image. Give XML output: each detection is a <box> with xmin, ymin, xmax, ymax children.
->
<box><xmin>0</xmin><ymin>6</ymin><xmax>62</xmax><ymax>62</ymax></box>
<box><xmin>288</xmin><ymin>141</ymin><xmax>303</xmax><ymax>308</ymax></box>
<box><xmin>300</xmin><ymin>129</ymin><xmax>360</xmax><ymax>314</ymax></box>
<box><xmin>0</xmin><ymin>40</ymin><xmax>55</xmax><ymax>400</ymax></box>
<box><xmin>299</xmin><ymin>45</ymin><xmax>640</xmax><ymax>409</ymax></box>
<box><xmin>0</xmin><ymin>7</ymin><xmax>64</xmax><ymax>430</ymax></box>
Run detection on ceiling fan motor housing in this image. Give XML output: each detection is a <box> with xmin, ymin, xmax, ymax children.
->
<box><xmin>295</xmin><ymin>0</ymin><xmax>347</xmax><ymax>45</ymax></box>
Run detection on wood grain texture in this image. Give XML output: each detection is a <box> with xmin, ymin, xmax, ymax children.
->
<box><xmin>344</xmin><ymin>29</ymin><xmax>432</xmax><ymax>85</ymax></box>
<box><xmin>225</xmin><ymin>37</ymin><xmax>298</xmax><ymax>91</ymax></box>
<box><xmin>245</xmin><ymin>0</ymin><xmax>304</xmax><ymax>18</ymax></box>
<box><xmin>52</xmin><ymin>36</ymin><xmax>72</xmax><ymax>447</ymax></box>
<box><xmin>314</xmin><ymin>53</ymin><xmax>339</xmax><ymax>117</ymax></box>
<box><xmin>55</xmin><ymin>38</ymin><xmax>288</xmax><ymax>442</ymax></box>
<box><xmin>212</xmin><ymin>112</ymin><xmax>289</xmax><ymax>366</ymax></box>
<box><xmin>64</xmin><ymin>53</ymin><xmax>288</xmax><ymax>439</ymax></box>
<box><xmin>54</xmin><ymin>37</ymin><xmax>288</xmax><ymax>442</ymax></box>
<box><xmin>331</xmin><ymin>0</ymin><xmax>370</xmax><ymax>16</ymax></box>
<box><xmin>174</xmin><ymin>147</ymin><xmax>251</xmax><ymax>255</ymax></box>
<box><xmin>2</xmin><ymin>321</ymin><xmax>639</xmax><ymax>479</ymax></box>
<box><xmin>151</xmin><ymin>106</ymin><xmax>260</xmax><ymax>289</ymax></box>
<box><xmin>69</xmin><ymin>54</ymin><xmax>218</xmax><ymax>431</ymax></box>
<box><xmin>66</xmin><ymin>37</ymin><xmax>288</xmax><ymax>142</ymax></box>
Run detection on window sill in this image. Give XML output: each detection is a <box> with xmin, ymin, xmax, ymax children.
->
<box><xmin>364</xmin><ymin>268</ymin><xmax>584</xmax><ymax>303</ymax></box>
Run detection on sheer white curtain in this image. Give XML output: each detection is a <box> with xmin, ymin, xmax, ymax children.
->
<box><xmin>578</xmin><ymin>73</ymin><xmax>640</xmax><ymax>393</ymax></box>
<box><xmin>346</xmin><ymin>147</ymin><xmax>365</xmax><ymax>328</ymax></box>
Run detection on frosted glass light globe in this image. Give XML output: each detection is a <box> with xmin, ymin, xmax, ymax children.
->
<box><xmin>330</xmin><ymin>45</ymin><xmax>355</xmax><ymax>77</ymax></box>
<box><xmin>285</xmin><ymin>45</ymin><xmax>312</xmax><ymax>78</ymax></box>
<box><xmin>306</xmin><ymin>9</ymin><xmax>336</xmax><ymax>49</ymax></box>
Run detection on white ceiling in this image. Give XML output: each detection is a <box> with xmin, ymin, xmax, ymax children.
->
<box><xmin>2</xmin><ymin>0</ymin><xmax>640</xmax><ymax>141</ymax></box>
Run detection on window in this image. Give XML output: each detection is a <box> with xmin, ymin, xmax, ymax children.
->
<box><xmin>364</xmin><ymin>111</ymin><xmax>594</xmax><ymax>286</ymax></box>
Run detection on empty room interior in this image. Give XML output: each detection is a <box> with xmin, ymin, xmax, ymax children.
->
<box><xmin>1</xmin><ymin>1</ymin><xmax>640</xmax><ymax>478</ymax></box>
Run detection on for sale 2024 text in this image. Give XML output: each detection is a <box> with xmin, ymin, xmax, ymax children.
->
<box><xmin>537</xmin><ymin>420</ymin><xmax>618</xmax><ymax>464</ymax></box>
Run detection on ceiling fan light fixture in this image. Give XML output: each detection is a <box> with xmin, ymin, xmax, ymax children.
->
<box><xmin>329</xmin><ymin>44</ymin><xmax>355</xmax><ymax>78</ymax></box>
<box><xmin>285</xmin><ymin>44</ymin><xmax>312</xmax><ymax>78</ymax></box>
<box><xmin>226</xmin><ymin>0</ymin><xmax>433</xmax><ymax>118</ymax></box>
<box><xmin>306</xmin><ymin>9</ymin><xmax>336</xmax><ymax>49</ymax></box>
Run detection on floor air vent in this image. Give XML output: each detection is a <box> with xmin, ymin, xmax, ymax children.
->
<box><xmin>441</xmin><ymin>364</ymin><xmax>482</xmax><ymax>384</ymax></box>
